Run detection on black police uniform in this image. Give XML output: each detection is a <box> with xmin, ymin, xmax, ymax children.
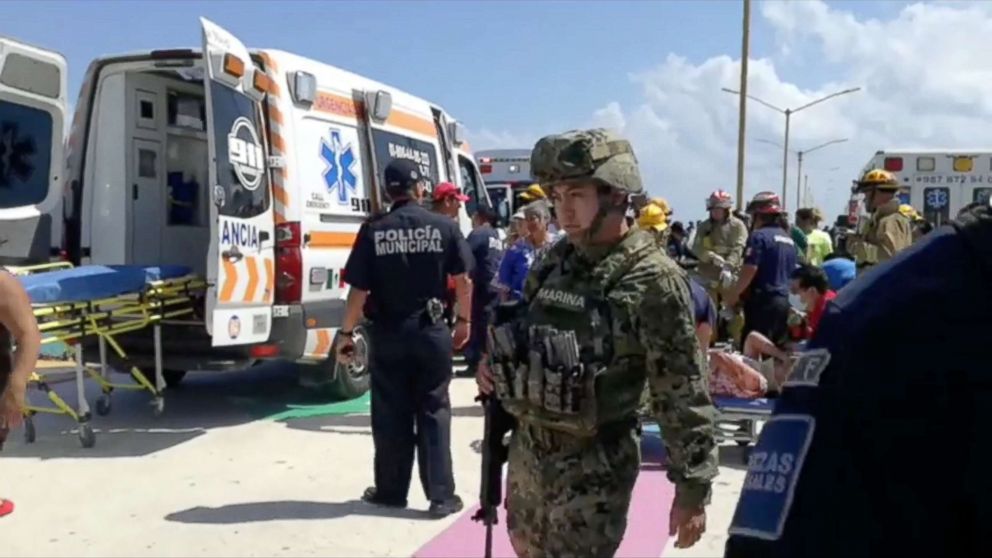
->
<box><xmin>343</xmin><ymin>159</ymin><xmax>474</xmax><ymax>511</ymax></box>
<box><xmin>725</xmin><ymin>205</ymin><xmax>992</xmax><ymax>558</ymax></box>
<box><xmin>741</xmin><ymin>224</ymin><xmax>797</xmax><ymax>347</ymax></box>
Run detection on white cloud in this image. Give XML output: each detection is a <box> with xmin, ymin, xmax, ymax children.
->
<box><xmin>475</xmin><ymin>0</ymin><xmax>992</xmax><ymax>224</ymax></box>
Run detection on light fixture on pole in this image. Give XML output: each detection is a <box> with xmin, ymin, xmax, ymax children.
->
<box><xmin>722</xmin><ymin>86</ymin><xmax>860</xmax><ymax>210</ymax></box>
<box><xmin>755</xmin><ymin>137</ymin><xmax>848</xmax><ymax>210</ymax></box>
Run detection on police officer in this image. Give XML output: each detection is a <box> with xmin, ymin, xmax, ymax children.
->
<box><xmin>477</xmin><ymin>129</ymin><xmax>717</xmax><ymax>556</ymax></box>
<box><xmin>336</xmin><ymin>158</ymin><xmax>474</xmax><ymax>518</ymax></box>
<box><xmin>461</xmin><ymin>204</ymin><xmax>503</xmax><ymax>378</ymax></box>
<box><xmin>847</xmin><ymin>168</ymin><xmax>913</xmax><ymax>274</ymax></box>
<box><xmin>724</xmin><ymin>192</ymin><xmax>992</xmax><ymax>558</ymax></box>
<box><xmin>725</xmin><ymin>192</ymin><xmax>797</xmax><ymax>349</ymax></box>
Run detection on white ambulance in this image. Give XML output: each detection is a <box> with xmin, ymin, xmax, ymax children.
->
<box><xmin>476</xmin><ymin>148</ymin><xmax>534</xmax><ymax>226</ymax></box>
<box><xmin>856</xmin><ymin>149</ymin><xmax>992</xmax><ymax>227</ymax></box>
<box><xmin>0</xmin><ymin>19</ymin><xmax>490</xmax><ymax>397</ymax></box>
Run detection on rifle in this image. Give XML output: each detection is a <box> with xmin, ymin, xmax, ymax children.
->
<box><xmin>471</xmin><ymin>393</ymin><xmax>515</xmax><ymax>558</ymax></box>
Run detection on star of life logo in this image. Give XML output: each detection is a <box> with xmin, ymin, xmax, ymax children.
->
<box><xmin>320</xmin><ymin>128</ymin><xmax>359</xmax><ymax>205</ymax></box>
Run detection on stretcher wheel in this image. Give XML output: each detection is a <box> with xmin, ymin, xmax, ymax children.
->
<box><xmin>78</xmin><ymin>424</ymin><xmax>95</xmax><ymax>448</ymax></box>
<box><xmin>95</xmin><ymin>395</ymin><xmax>112</xmax><ymax>416</ymax></box>
<box><xmin>23</xmin><ymin>417</ymin><xmax>36</xmax><ymax>444</ymax></box>
<box><xmin>152</xmin><ymin>397</ymin><xmax>165</xmax><ymax>417</ymax></box>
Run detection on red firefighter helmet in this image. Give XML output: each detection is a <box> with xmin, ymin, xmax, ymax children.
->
<box><xmin>746</xmin><ymin>191</ymin><xmax>783</xmax><ymax>215</ymax></box>
<box><xmin>706</xmin><ymin>190</ymin><xmax>734</xmax><ymax>210</ymax></box>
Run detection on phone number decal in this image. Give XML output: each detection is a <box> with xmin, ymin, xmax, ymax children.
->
<box><xmin>915</xmin><ymin>174</ymin><xmax>992</xmax><ymax>184</ymax></box>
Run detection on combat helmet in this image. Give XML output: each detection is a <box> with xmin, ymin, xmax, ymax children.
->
<box><xmin>530</xmin><ymin>128</ymin><xmax>643</xmax><ymax>195</ymax></box>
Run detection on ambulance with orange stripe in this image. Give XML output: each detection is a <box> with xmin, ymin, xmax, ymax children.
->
<box><xmin>2</xmin><ymin>19</ymin><xmax>490</xmax><ymax>396</ymax></box>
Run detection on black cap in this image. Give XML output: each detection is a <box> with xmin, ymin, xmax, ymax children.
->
<box><xmin>384</xmin><ymin>159</ymin><xmax>425</xmax><ymax>195</ymax></box>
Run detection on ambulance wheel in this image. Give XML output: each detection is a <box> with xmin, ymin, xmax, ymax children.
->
<box><xmin>327</xmin><ymin>326</ymin><xmax>370</xmax><ymax>400</ymax></box>
<box><xmin>163</xmin><ymin>369</ymin><xmax>187</xmax><ymax>389</ymax></box>
<box><xmin>23</xmin><ymin>417</ymin><xmax>36</xmax><ymax>444</ymax></box>
<box><xmin>96</xmin><ymin>394</ymin><xmax>112</xmax><ymax>416</ymax></box>
<box><xmin>78</xmin><ymin>424</ymin><xmax>95</xmax><ymax>448</ymax></box>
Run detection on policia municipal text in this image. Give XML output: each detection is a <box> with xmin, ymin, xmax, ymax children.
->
<box><xmin>336</xmin><ymin>159</ymin><xmax>474</xmax><ymax>518</ymax></box>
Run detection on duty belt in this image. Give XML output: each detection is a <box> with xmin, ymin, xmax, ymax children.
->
<box><xmin>425</xmin><ymin>298</ymin><xmax>445</xmax><ymax>325</ymax></box>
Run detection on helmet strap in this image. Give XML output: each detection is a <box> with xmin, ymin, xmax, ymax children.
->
<box><xmin>581</xmin><ymin>188</ymin><xmax>627</xmax><ymax>245</ymax></box>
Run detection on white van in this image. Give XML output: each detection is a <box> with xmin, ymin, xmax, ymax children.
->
<box><xmin>0</xmin><ymin>19</ymin><xmax>490</xmax><ymax>397</ymax></box>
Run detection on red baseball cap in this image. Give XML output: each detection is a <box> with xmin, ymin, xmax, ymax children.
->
<box><xmin>433</xmin><ymin>182</ymin><xmax>469</xmax><ymax>202</ymax></box>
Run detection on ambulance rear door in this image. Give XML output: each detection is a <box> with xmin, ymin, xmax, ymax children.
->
<box><xmin>0</xmin><ymin>36</ymin><xmax>67</xmax><ymax>263</ymax></box>
<box><xmin>200</xmin><ymin>18</ymin><xmax>276</xmax><ymax>346</ymax></box>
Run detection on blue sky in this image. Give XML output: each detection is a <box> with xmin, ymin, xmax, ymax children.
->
<box><xmin>7</xmin><ymin>0</ymin><xmax>937</xmax><ymax>218</ymax></box>
<box><xmin>7</xmin><ymin>0</ymin><xmax>905</xmax><ymax>144</ymax></box>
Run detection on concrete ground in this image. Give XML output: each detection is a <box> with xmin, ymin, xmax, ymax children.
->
<box><xmin>0</xmin><ymin>361</ymin><xmax>747</xmax><ymax>557</ymax></box>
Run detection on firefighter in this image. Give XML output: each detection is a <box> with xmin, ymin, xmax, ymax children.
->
<box><xmin>847</xmin><ymin>169</ymin><xmax>913</xmax><ymax>274</ymax></box>
<box><xmin>692</xmin><ymin>190</ymin><xmax>748</xmax><ymax>344</ymax></box>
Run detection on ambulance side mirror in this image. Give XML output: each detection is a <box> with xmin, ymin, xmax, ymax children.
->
<box><xmin>448</xmin><ymin>121</ymin><xmax>466</xmax><ymax>147</ymax></box>
<box><xmin>289</xmin><ymin>71</ymin><xmax>316</xmax><ymax>107</ymax></box>
<box><xmin>365</xmin><ymin>90</ymin><xmax>392</xmax><ymax>122</ymax></box>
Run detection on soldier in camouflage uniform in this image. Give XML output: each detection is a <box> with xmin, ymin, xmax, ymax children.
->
<box><xmin>476</xmin><ymin>129</ymin><xmax>718</xmax><ymax>557</ymax></box>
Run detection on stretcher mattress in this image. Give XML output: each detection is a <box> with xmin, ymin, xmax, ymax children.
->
<box><xmin>714</xmin><ymin>396</ymin><xmax>775</xmax><ymax>416</ymax></box>
<box><xmin>18</xmin><ymin>265</ymin><xmax>192</xmax><ymax>304</ymax></box>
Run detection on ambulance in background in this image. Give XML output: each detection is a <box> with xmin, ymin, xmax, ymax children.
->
<box><xmin>476</xmin><ymin>148</ymin><xmax>536</xmax><ymax>226</ymax></box>
<box><xmin>854</xmin><ymin>149</ymin><xmax>992</xmax><ymax>228</ymax></box>
<box><xmin>0</xmin><ymin>19</ymin><xmax>490</xmax><ymax>398</ymax></box>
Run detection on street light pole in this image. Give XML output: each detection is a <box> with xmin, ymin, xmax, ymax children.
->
<box><xmin>782</xmin><ymin>109</ymin><xmax>791</xmax><ymax>207</ymax></box>
<box><xmin>734</xmin><ymin>0</ymin><xmax>751</xmax><ymax>211</ymax></box>
<box><xmin>796</xmin><ymin>150</ymin><xmax>804</xmax><ymax>209</ymax></box>
<box><xmin>722</xmin><ymin>86</ymin><xmax>861</xmax><ymax>210</ymax></box>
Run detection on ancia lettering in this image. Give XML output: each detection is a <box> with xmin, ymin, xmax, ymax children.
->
<box><xmin>742</xmin><ymin>451</ymin><xmax>796</xmax><ymax>495</ymax></box>
<box><xmin>373</xmin><ymin>226</ymin><xmax>443</xmax><ymax>255</ymax></box>
<box><xmin>221</xmin><ymin>220</ymin><xmax>259</xmax><ymax>249</ymax></box>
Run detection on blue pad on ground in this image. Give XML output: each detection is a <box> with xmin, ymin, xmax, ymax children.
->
<box><xmin>714</xmin><ymin>396</ymin><xmax>775</xmax><ymax>414</ymax></box>
<box><xmin>18</xmin><ymin>265</ymin><xmax>192</xmax><ymax>304</ymax></box>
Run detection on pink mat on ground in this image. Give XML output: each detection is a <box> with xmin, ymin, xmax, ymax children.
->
<box><xmin>414</xmin><ymin>463</ymin><xmax>674</xmax><ymax>558</ymax></box>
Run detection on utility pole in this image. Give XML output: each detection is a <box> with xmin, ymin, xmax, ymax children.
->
<box><xmin>796</xmin><ymin>151</ymin><xmax>804</xmax><ymax>210</ymax></box>
<box><xmin>734</xmin><ymin>0</ymin><xmax>751</xmax><ymax>211</ymax></box>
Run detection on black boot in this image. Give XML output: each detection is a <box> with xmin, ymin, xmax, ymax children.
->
<box><xmin>361</xmin><ymin>486</ymin><xmax>407</xmax><ymax>509</ymax></box>
<box><xmin>428</xmin><ymin>495</ymin><xmax>464</xmax><ymax>518</ymax></box>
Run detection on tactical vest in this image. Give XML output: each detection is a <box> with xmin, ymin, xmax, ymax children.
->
<box><xmin>487</xmin><ymin>241</ymin><xmax>648</xmax><ymax>437</ymax></box>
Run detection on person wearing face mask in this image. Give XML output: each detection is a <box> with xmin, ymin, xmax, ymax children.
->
<box><xmin>788</xmin><ymin>264</ymin><xmax>837</xmax><ymax>340</ymax></box>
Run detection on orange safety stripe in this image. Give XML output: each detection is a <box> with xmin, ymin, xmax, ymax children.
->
<box><xmin>314</xmin><ymin>330</ymin><xmax>332</xmax><ymax>357</ymax></box>
<box><xmin>220</xmin><ymin>258</ymin><xmax>238</xmax><ymax>303</ymax></box>
<box><xmin>308</xmin><ymin>231</ymin><xmax>358</xmax><ymax>249</ymax></box>
<box><xmin>268</xmin><ymin>105</ymin><xmax>284</xmax><ymax>126</ymax></box>
<box><xmin>312</xmin><ymin>91</ymin><xmax>438</xmax><ymax>138</ymax></box>
<box><xmin>386</xmin><ymin>110</ymin><xmax>437</xmax><ymax>138</ymax></box>
<box><xmin>273</xmin><ymin>185</ymin><xmax>290</xmax><ymax>206</ymax></box>
<box><xmin>244</xmin><ymin>256</ymin><xmax>259</xmax><ymax>302</ymax></box>
<box><xmin>264</xmin><ymin>258</ymin><xmax>274</xmax><ymax>303</ymax></box>
<box><xmin>258</xmin><ymin>52</ymin><xmax>278</xmax><ymax>72</ymax></box>
<box><xmin>270</xmin><ymin>132</ymin><xmax>286</xmax><ymax>153</ymax></box>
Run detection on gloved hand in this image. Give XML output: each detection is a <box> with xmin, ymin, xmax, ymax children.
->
<box><xmin>718</xmin><ymin>269</ymin><xmax>735</xmax><ymax>290</ymax></box>
<box><xmin>707</xmin><ymin>253</ymin><xmax>727</xmax><ymax>268</ymax></box>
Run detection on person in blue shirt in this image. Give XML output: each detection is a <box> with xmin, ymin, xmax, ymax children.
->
<box><xmin>820</xmin><ymin>253</ymin><xmax>856</xmax><ymax>291</ymax></box>
<box><xmin>724</xmin><ymin>195</ymin><xmax>992</xmax><ymax>558</ymax></box>
<box><xmin>725</xmin><ymin>192</ymin><xmax>797</xmax><ymax>349</ymax></box>
<box><xmin>494</xmin><ymin>201</ymin><xmax>552</xmax><ymax>301</ymax></box>
<box><xmin>462</xmin><ymin>205</ymin><xmax>503</xmax><ymax>377</ymax></box>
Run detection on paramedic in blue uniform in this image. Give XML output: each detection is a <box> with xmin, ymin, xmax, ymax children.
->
<box><xmin>724</xmin><ymin>203</ymin><xmax>992</xmax><ymax>557</ymax></box>
<box><xmin>336</xmin><ymin>158</ymin><xmax>473</xmax><ymax>518</ymax></box>
<box><xmin>725</xmin><ymin>192</ymin><xmax>797</xmax><ymax>348</ymax></box>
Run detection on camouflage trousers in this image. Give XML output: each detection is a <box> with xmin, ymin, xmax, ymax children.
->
<box><xmin>506</xmin><ymin>422</ymin><xmax>640</xmax><ymax>558</ymax></box>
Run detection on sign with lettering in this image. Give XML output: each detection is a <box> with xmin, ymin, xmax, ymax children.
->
<box><xmin>729</xmin><ymin>414</ymin><xmax>815</xmax><ymax>541</ymax></box>
<box><xmin>371</xmin><ymin>129</ymin><xmax>440</xmax><ymax>192</ymax></box>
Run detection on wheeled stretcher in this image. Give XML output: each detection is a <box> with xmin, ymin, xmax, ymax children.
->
<box><xmin>713</xmin><ymin>396</ymin><xmax>775</xmax><ymax>447</ymax></box>
<box><xmin>10</xmin><ymin>264</ymin><xmax>205</xmax><ymax>447</ymax></box>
